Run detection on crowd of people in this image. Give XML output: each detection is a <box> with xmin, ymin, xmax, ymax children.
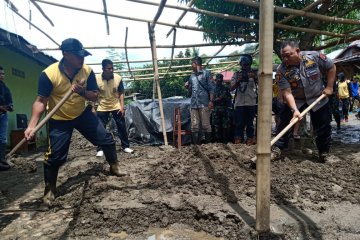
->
<box><xmin>1</xmin><ymin>38</ymin><xmax>359</xmax><ymax>206</ymax></box>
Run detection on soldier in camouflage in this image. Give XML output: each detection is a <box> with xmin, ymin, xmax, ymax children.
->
<box><xmin>212</xmin><ymin>73</ymin><xmax>232</xmax><ymax>143</ymax></box>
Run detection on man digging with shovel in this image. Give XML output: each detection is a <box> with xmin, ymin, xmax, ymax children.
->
<box><xmin>274</xmin><ymin>40</ymin><xmax>336</xmax><ymax>163</ymax></box>
<box><xmin>24</xmin><ymin>38</ymin><xmax>127</xmax><ymax>206</ymax></box>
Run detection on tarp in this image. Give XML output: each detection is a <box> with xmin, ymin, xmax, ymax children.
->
<box><xmin>125</xmin><ymin>97</ymin><xmax>191</xmax><ymax>145</ymax></box>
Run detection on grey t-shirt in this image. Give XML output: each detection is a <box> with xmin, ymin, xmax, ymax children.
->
<box><xmin>277</xmin><ymin>51</ymin><xmax>334</xmax><ymax>111</ymax></box>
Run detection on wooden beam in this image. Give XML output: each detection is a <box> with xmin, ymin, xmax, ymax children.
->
<box><xmin>166</xmin><ymin>0</ymin><xmax>196</xmax><ymax>37</ymax></box>
<box><xmin>30</xmin><ymin>0</ymin><xmax>54</xmax><ymax>26</ymax></box>
<box><xmin>124</xmin><ymin>27</ymin><xmax>135</xmax><ymax>80</ymax></box>
<box><xmin>278</xmin><ymin>0</ymin><xmax>325</xmax><ymax>24</ymax></box>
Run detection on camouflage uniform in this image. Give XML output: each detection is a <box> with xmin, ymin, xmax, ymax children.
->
<box><xmin>212</xmin><ymin>83</ymin><xmax>232</xmax><ymax>142</ymax></box>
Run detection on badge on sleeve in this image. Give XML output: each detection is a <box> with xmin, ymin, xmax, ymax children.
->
<box><xmin>319</xmin><ymin>52</ymin><xmax>327</xmax><ymax>60</ymax></box>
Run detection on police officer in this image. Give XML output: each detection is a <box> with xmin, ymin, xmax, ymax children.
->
<box><xmin>275</xmin><ymin>40</ymin><xmax>336</xmax><ymax>162</ymax></box>
<box><xmin>212</xmin><ymin>73</ymin><xmax>232</xmax><ymax>143</ymax></box>
<box><xmin>230</xmin><ymin>54</ymin><xmax>258</xmax><ymax>145</ymax></box>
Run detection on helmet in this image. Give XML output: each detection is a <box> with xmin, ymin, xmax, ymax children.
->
<box><xmin>239</xmin><ymin>54</ymin><xmax>253</xmax><ymax>66</ymax></box>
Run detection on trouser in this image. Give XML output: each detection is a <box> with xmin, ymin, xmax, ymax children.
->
<box><xmin>275</xmin><ymin>102</ymin><xmax>332</xmax><ymax>153</ymax></box>
<box><xmin>350</xmin><ymin>95</ymin><xmax>360</xmax><ymax>112</ymax></box>
<box><xmin>0</xmin><ymin>112</ymin><xmax>8</xmax><ymax>145</ymax></box>
<box><xmin>190</xmin><ymin>107</ymin><xmax>211</xmax><ymax>133</ymax></box>
<box><xmin>339</xmin><ymin>98</ymin><xmax>350</xmax><ymax>120</ymax></box>
<box><xmin>234</xmin><ymin>105</ymin><xmax>256</xmax><ymax>140</ymax></box>
<box><xmin>96</xmin><ymin>110</ymin><xmax>130</xmax><ymax>151</ymax></box>
<box><xmin>45</xmin><ymin>106</ymin><xmax>117</xmax><ymax>170</ymax></box>
<box><xmin>211</xmin><ymin>107</ymin><xmax>231</xmax><ymax>142</ymax></box>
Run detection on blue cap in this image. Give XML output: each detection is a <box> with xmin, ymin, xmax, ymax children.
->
<box><xmin>60</xmin><ymin>38</ymin><xmax>91</xmax><ymax>57</ymax></box>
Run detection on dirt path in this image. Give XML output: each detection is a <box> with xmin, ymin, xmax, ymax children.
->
<box><xmin>0</xmin><ymin>115</ymin><xmax>359</xmax><ymax>239</ymax></box>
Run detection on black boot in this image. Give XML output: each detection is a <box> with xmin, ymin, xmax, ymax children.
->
<box><xmin>192</xmin><ymin>132</ymin><xmax>200</xmax><ymax>145</ymax></box>
<box><xmin>101</xmin><ymin>144</ymin><xmax>127</xmax><ymax>177</ymax></box>
<box><xmin>0</xmin><ymin>143</ymin><xmax>10</xmax><ymax>171</ymax></box>
<box><xmin>43</xmin><ymin>163</ymin><xmax>59</xmax><ymax>206</ymax></box>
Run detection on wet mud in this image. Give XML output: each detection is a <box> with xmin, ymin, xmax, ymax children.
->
<box><xmin>0</xmin><ymin>115</ymin><xmax>359</xmax><ymax>239</ymax></box>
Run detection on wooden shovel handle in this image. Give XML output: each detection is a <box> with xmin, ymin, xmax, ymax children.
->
<box><xmin>270</xmin><ymin>94</ymin><xmax>326</xmax><ymax>146</ymax></box>
<box><xmin>7</xmin><ymin>88</ymin><xmax>74</xmax><ymax>157</ymax></box>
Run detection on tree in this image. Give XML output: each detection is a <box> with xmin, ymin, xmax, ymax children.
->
<box><xmin>179</xmin><ymin>0</ymin><xmax>360</xmax><ymax>55</ymax></box>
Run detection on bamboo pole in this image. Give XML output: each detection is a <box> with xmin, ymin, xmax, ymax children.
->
<box><xmin>86</xmin><ymin>53</ymin><xmax>245</xmax><ymax>65</ymax></box>
<box><xmin>256</xmin><ymin>0</ymin><xmax>274</xmax><ymax>233</ymax></box>
<box><xmin>148</xmin><ymin>1</ymin><xmax>168</xmax><ymax>146</ymax></box>
<box><xmin>161</xmin><ymin>28</ymin><xmax>177</xmax><ymax>79</ymax></box>
<box><xmin>278</xmin><ymin>0</ymin><xmax>325</xmax><ymax>24</ymax></box>
<box><xmin>39</xmin><ymin>41</ymin><xmax>249</xmax><ymax>51</ymax></box>
<box><xmin>225</xmin><ymin>0</ymin><xmax>360</xmax><ymax>25</ymax></box>
<box><xmin>166</xmin><ymin>0</ymin><xmax>196</xmax><ymax>37</ymax></box>
<box><xmin>124</xmin><ymin>27</ymin><xmax>135</xmax><ymax>80</ymax></box>
<box><xmin>102</xmin><ymin>0</ymin><xmax>110</xmax><ymax>35</ymax></box>
<box><xmin>128</xmin><ymin>0</ymin><xmax>345</xmax><ymax>38</ymax></box>
<box><xmin>30</xmin><ymin>0</ymin><xmax>54</xmax><ymax>26</ymax></box>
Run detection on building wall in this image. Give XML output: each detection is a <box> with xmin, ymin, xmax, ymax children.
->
<box><xmin>1</xmin><ymin>46</ymin><xmax>50</xmax><ymax>147</ymax></box>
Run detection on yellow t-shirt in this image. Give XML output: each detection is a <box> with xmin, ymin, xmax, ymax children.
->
<box><xmin>338</xmin><ymin>82</ymin><xmax>349</xmax><ymax>99</ymax></box>
<box><xmin>96</xmin><ymin>74</ymin><xmax>122</xmax><ymax>111</ymax></box>
<box><xmin>44</xmin><ymin>62</ymin><xmax>92</xmax><ymax>120</ymax></box>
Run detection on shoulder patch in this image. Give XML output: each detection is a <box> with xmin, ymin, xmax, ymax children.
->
<box><xmin>319</xmin><ymin>52</ymin><xmax>327</xmax><ymax>60</ymax></box>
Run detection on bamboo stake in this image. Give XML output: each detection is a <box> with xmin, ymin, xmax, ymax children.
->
<box><xmin>256</xmin><ymin>0</ymin><xmax>274</xmax><ymax>233</ymax></box>
<box><xmin>270</xmin><ymin>94</ymin><xmax>326</xmax><ymax>146</ymax></box>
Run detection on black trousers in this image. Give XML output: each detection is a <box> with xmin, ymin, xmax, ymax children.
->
<box><xmin>46</xmin><ymin>106</ymin><xmax>116</xmax><ymax>168</ymax></box>
<box><xmin>275</xmin><ymin>102</ymin><xmax>332</xmax><ymax>154</ymax></box>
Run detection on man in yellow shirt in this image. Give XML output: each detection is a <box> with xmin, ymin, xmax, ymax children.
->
<box><xmin>95</xmin><ymin>59</ymin><xmax>133</xmax><ymax>157</ymax></box>
<box><xmin>24</xmin><ymin>38</ymin><xmax>126</xmax><ymax>206</ymax></box>
<box><xmin>337</xmin><ymin>72</ymin><xmax>352</xmax><ymax>122</ymax></box>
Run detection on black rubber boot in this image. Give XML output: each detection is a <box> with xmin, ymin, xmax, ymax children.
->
<box><xmin>101</xmin><ymin>144</ymin><xmax>127</xmax><ymax>177</ymax></box>
<box><xmin>43</xmin><ymin>163</ymin><xmax>59</xmax><ymax>206</ymax></box>
<box><xmin>0</xmin><ymin>143</ymin><xmax>10</xmax><ymax>171</ymax></box>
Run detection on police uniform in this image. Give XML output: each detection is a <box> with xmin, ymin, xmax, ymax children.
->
<box><xmin>276</xmin><ymin>51</ymin><xmax>333</xmax><ymax>153</ymax></box>
<box><xmin>95</xmin><ymin>73</ymin><xmax>131</xmax><ymax>150</ymax></box>
<box><xmin>231</xmin><ymin>69</ymin><xmax>258</xmax><ymax>143</ymax></box>
<box><xmin>38</xmin><ymin>60</ymin><xmax>116</xmax><ymax>168</ymax></box>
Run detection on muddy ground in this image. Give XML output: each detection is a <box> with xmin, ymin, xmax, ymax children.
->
<box><xmin>0</xmin><ymin>115</ymin><xmax>359</xmax><ymax>240</ymax></box>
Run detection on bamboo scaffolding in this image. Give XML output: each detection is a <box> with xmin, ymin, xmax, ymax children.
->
<box><xmin>315</xmin><ymin>34</ymin><xmax>360</xmax><ymax>51</ymax></box>
<box><xmin>256</xmin><ymin>0</ymin><xmax>274</xmax><ymax>233</ymax></box>
<box><xmin>7</xmin><ymin>3</ymin><xmax>59</xmax><ymax>46</ymax></box>
<box><xmin>39</xmin><ymin>41</ymin><xmax>249</xmax><ymax>51</ymax></box>
<box><xmin>30</xmin><ymin>0</ymin><xmax>54</xmax><ymax>26</ymax></box>
<box><xmin>166</xmin><ymin>0</ymin><xmax>196</xmax><ymax>37</ymax></box>
<box><xmin>278</xmin><ymin>0</ymin><xmax>325</xmax><ymax>24</ymax></box>
<box><xmin>225</xmin><ymin>0</ymin><xmax>360</xmax><ymax>25</ymax></box>
<box><xmin>124</xmin><ymin>27</ymin><xmax>135</xmax><ymax>80</ymax></box>
<box><xmin>86</xmin><ymin>53</ymin><xmax>244</xmax><ymax>65</ymax></box>
<box><xmin>33</xmin><ymin>0</ymin><xmax>254</xmax><ymax>41</ymax></box>
<box><xmin>204</xmin><ymin>45</ymin><xmax>226</xmax><ymax>67</ymax></box>
<box><xmin>102</xmin><ymin>0</ymin><xmax>110</xmax><ymax>35</ymax></box>
<box><xmin>128</xmin><ymin>0</ymin><xmax>345</xmax><ymax>38</ymax></box>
